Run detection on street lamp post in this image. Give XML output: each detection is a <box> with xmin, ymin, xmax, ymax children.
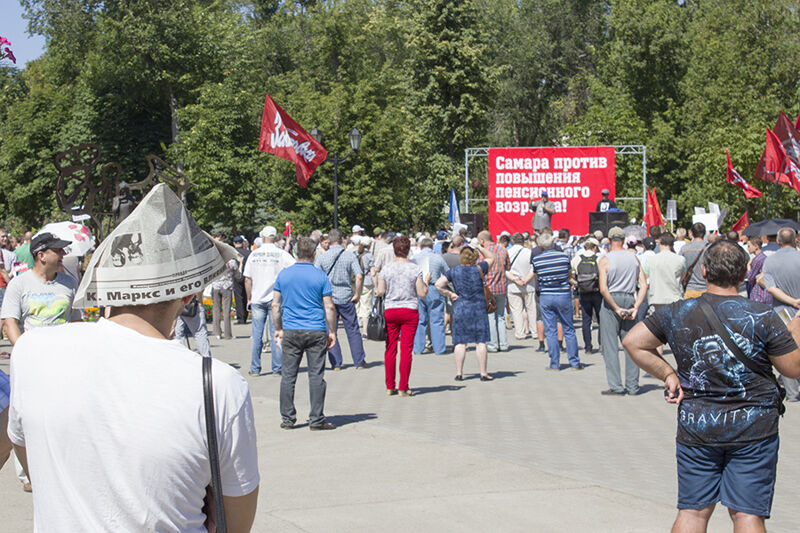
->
<box><xmin>310</xmin><ymin>126</ymin><xmax>362</xmax><ymax>230</ymax></box>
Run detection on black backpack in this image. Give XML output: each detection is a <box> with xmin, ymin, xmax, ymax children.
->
<box><xmin>576</xmin><ymin>255</ymin><xmax>599</xmax><ymax>294</ymax></box>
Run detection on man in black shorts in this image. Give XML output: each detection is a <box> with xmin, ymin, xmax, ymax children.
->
<box><xmin>623</xmin><ymin>239</ymin><xmax>800</xmax><ymax>532</ymax></box>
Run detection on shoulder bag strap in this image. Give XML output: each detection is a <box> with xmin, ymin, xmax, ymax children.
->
<box><xmin>509</xmin><ymin>249</ymin><xmax>523</xmax><ymax>269</ymax></box>
<box><xmin>203</xmin><ymin>357</ymin><xmax>228</xmax><ymax>533</ymax></box>
<box><xmin>325</xmin><ymin>249</ymin><xmax>346</xmax><ymax>276</ymax></box>
<box><xmin>696</xmin><ymin>297</ymin><xmax>780</xmax><ymax>387</ymax></box>
<box><xmin>682</xmin><ymin>244</ymin><xmax>707</xmax><ymax>289</ymax></box>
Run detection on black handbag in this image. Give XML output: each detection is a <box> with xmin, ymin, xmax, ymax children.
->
<box><xmin>182</xmin><ymin>297</ymin><xmax>198</xmax><ymax>318</ymax></box>
<box><xmin>367</xmin><ymin>296</ymin><xmax>387</xmax><ymax>341</ymax></box>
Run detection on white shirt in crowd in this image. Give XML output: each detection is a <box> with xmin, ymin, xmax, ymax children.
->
<box><xmin>243</xmin><ymin>241</ymin><xmax>296</xmax><ymax>304</ymax></box>
<box><xmin>506</xmin><ymin>244</ymin><xmax>534</xmax><ymax>293</ymax></box>
<box><xmin>8</xmin><ymin>318</ymin><xmax>259</xmax><ymax>532</ymax></box>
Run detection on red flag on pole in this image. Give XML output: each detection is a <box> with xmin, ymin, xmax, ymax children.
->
<box><xmin>765</xmin><ymin>128</ymin><xmax>800</xmax><ymax>194</ymax></box>
<box><xmin>730</xmin><ymin>211</ymin><xmax>749</xmax><ymax>232</ymax></box>
<box><xmin>643</xmin><ymin>186</ymin><xmax>665</xmax><ymax>234</ymax></box>
<box><xmin>755</xmin><ymin>111</ymin><xmax>800</xmax><ymax>186</ymax></box>
<box><xmin>725</xmin><ymin>148</ymin><xmax>762</xmax><ymax>198</ymax></box>
<box><xmin>258</xmin><ymin>93</ymin><xmax>328</xmax><ymax>187</ymax></box>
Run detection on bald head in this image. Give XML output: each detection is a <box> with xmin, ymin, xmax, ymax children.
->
<box><xmin>477</xmin><ymin>230</ymin><xmax>493</xmax><ymax>243</ymax></box>
<box><xmin>778</xmin><ymin>227</ymin><xmax>796</xmax><ymax>247</ymax></box>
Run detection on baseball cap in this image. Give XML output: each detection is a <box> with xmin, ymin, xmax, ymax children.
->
<box><xmin>643</xmin><ymin>237</ymin><xmax>656</xmax><ymax>250</ymax></box>
<box><xmin>352</xmin><ymin>224</ymin><xmax>364</xmax><ymax>233</ymax></box>
<box><xmin>373</xmin><ymin>227</ymin><xmax>383</xmax><ymax>236</ymax></box>
<box><xmin>541</xmin><ymin>190</ymin><xmax>549</xmax><ymax>197</ymax></box>
<box><xmin>608</xmin><ymin>226</ymin><xmax>626</xmax><ymax>241</ymax></box>
<box><xmin>436</xmin><ymin>230</ymin><xmax>448</xmax><ymax>240</ymax></box>
<box><xmin>585</xmin><ymin>237</ymin><xmax>600</xmax><ymax>247</ymax></box>
<box><xmin>601</xmin><ymin>188</ymin><xmax>609</xmax><ymax>195</ymax></box>
<box><xmin>261</xmin><ymin>225</ymin><xmax>277</xmax><ymax>238</ymax></box>
<box><xmin>31</xmin><ymin>232</ymin><xmax>72</xmax><ymax>255</ymax></box>
<box><xmin>232</xmin><ymin>235</ymin><xmax>247</xmax><ymax>244</ymax></box>
<box><xmin>626</xmin><ymin>235</ymin><xmax>639</xmax><ymax>246</ymax></box>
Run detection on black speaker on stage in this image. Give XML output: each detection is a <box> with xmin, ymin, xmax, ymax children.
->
<box><xmin>460</xmin><ymin>213</ymin><xmax>484</xmax><ymax>238</ymax></box>
<box><xmin>589</xmin><ymin>211</ymin><xmax>628</xmax><ymax>236</ymax></box>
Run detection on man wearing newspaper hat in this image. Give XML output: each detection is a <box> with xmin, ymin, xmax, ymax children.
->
<box><xmin>6</xmin><ymin>185</ymin><xmax>259</xmax><ymax>530</ymax></box>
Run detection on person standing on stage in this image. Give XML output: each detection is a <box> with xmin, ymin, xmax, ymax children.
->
<box><xmin>530</xmin><ymin>190</ymin><xmax>556</xmax><ymax>231</ymax></box>
<box><xmin>596</xmin><ymin>189</ymin><xmax>617</xmax><ymax>212</ymax></box>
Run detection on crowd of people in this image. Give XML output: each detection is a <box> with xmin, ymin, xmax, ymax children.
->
<box><xmin>2</xmin><ymin>191</ymin><xmax>800</xmax><ymax>531</ymax></box>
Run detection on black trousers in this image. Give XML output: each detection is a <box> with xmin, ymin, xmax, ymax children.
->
<box><xmin>233</xmin><ymin>276</ymin><xmax>248</xmax><ymax>323</ymax></box>
<box><xmin>578</xmin><ymin>292</ymin><xmax>602</xmax><ymax>350</ymax></box>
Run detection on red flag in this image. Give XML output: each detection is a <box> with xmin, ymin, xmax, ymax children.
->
<box><xmin>725</xmin><ymin>148</ymin><xmax>762</xmax><ymax>198</ymax></box>
<box><xmin>755</xmin><ymin>111</ymin><xmax>800</xmax><ymax>185</ymax></box>
<box><xmin>644</xmin><ymin>186</ymin><xmax>665</xmax><ymax>234</ymax></box>
<box><xmin>730</xmin><ymin>211</ymin><xmax>749</xmax><ymax>231</ymax></box>
<box><xmin>764</xmin><ymin>128</ymin><xmax>800</xmax><ymax>194</ymax></box>
<box><xmin>258</xmin><ymin>93</ymin><xmax>328</xmax><ymax>187</ymax></box>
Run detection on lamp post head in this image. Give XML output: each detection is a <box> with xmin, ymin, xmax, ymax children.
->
<box><xmin>349</xmin><ymin>127</ymin><xmax>362</xmax><ymax>152</ymax></box>
<box><xmin>310</xmin><ymin>126</ymin><xmax>322</xmax><ymax>145</ymax></box>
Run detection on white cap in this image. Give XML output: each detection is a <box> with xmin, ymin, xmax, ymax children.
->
<box><xmin>352</xmin><ymin>224</ymin><xmax>364</xmax><ymax>233</ymax></box>
<box><xmin>500</xmin><ymin>230</ymin><xmax>511</xmax><ymax>237</ymax></box>
<box><xmin>261</xmin><ymin>225</ymin><xmax>278</xmax><ymax>238</ymax></box>
<box><xmin>360</xmin><ymin>236</ymin><xmax>373</xmax><ymax>246</ymax></box>
<box><xmin>73</xmin><ymin>184</ymin><xmax>239</xmax><ymax>308</ymax></box>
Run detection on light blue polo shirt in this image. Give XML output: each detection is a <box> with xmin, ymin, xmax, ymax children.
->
<box><xmin>274</xmin><ymin>262</ymin><xmax>332</xmax><ymax>331</ymax></box>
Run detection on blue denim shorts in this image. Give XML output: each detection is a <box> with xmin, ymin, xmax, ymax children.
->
<box><xmin>676</xmin><ymin>435</ymin><xmax>779</xmax><ymax>518</ymax></box>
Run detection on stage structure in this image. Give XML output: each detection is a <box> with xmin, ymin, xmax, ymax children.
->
<box><xmin>464</xmin><ymin>145</ymin><xmax>646</xmax><ymax>235</ymax></box>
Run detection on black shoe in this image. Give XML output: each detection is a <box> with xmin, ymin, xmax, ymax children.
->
<box><xmin>454</xmin><ymin>375</ymin><xmax>464</xmax><ymax>381</ymax></box>
<box><xmin>280</xmin><ymin>421</ymin><xmax>295</xmax><ymax>429</ymax></box>
<box><xmin>537</xmin><ymin>343</ymin><xmax>547</xmax><ymax>352</ymax></box>
<box><xmin>570</xmin><ymin>364</ymin><xmax>585</xmax><ymax>371</ymax></box>
<box><xmin>248</xmin><ymin>371</ymin><xmax>260</xmax><ymax>377</ymax></box>
<box><xmin>600</xmin><ymin>389</ymin><xmax>626</xmax><ymax>396</ymax></box>
<box><xmin>310</xmin><ymin>422</ymin><xmax>336</xmax><ymax>431</ymax></box>
<box><xmin>480</xmin><ymin>374</ymin><xmax>494</xmax><ymax>381</ymax></box>
<box><xmin>355</xmin><ymin>362</ymin><xmax>369</xmax><ymax>370</ymax></box>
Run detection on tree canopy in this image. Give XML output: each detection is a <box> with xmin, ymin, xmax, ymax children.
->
<box><xmin>1</xmin><ymin>0</ymin><xmax>799</xmax><ymax>236</ymax></box>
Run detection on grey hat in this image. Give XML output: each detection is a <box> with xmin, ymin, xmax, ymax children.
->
<box><xmin>608</xmin><ymin>226</ymin><xmax>626</xmax><ymax>241</ymax></box>
<box><xmin>601</xmin><ymin>188</ymin><xmax>610</xmax><ymax>195</ymax></box>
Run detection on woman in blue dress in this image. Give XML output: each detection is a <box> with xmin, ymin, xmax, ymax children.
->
<box><xmin>435</xmin><ymin>244</ymin><xmax>495</xmax><ymax>381</ymax></box>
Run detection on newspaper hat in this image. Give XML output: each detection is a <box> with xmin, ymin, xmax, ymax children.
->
<box><xmin>74</xmin><ymin>184</ymin><xmax>239</xmax><ymax>308</ymax></box>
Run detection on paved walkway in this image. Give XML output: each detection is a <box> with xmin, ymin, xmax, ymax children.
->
<box><xmin>2</xmin><ymin>318</ymin><xmax>798</xmax><ymax>532</ymax></box>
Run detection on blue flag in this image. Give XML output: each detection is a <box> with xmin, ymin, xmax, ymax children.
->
<box><xmin>448</xmin><ymin>188</ymin><xmax>461</xmax><ymax>224</ymax></box>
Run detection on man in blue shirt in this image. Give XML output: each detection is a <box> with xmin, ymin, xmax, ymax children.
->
<box><xmin>411</xmin><ymin>237</ymin><xmax>450</xmax><ymax>354</ymax></box>
<box><xmin>273</xmin><ymin>237</ymin><xmax>338</xmax><ymax>430</ymax></box>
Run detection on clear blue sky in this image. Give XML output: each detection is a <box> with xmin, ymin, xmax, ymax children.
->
<box><xmin>1</xmin><ymin>0</ymin><xmax>46</xmax><ymax>66</ymax></box>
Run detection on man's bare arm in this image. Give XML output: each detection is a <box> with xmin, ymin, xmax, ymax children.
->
<box><xmin>223</xmin><ymin>486</ymin><xmax>259</xmax><ymax>533</ymax></box>
<box><xmin>271</xmin><ymin>292</ymin><xmax>282</xmax><ymax>331</ymax></box>
<box><xmin>323</xmin><ymin>295</ymin><xmax>337</xmax><ymax>349</ymax></box>
<box><xmin>598</xmin><ymin>257</ymin><xmax>616</xmax><ymax>309</ymax></box>
<box><xmin>4</xmin><ymin>318</ymin><xmax>22</xmax><ymax>345</ymax></box>
<box><xmin>633</xmin><ymin>261</ymin><xmax>648</xmax><ymax>309</ymax></box>
<box><xmin>351</xmin><ymin>274</ymin><xmax>363</xmax><ymax>303</ymax></box>
<box><xmin>771</xmin><ymin>315</ymin><xmax>800</xmax><ymax>379</ymax></box>
<box><xmin>766</xmin><ymin>286</ymin><xmax>800</xmax><ymax>308</ymax></box>
<box><xmin>244</xmin><ymin>277</ymin><xmax>252</xmax><ymax>303</ymax></box>
<box><xmin>622</xmin><ymin>323</ymin><xmax>683</xmax><ymax>404</ymax></box>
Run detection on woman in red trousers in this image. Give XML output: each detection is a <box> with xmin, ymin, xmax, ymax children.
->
<box><xmin>375</xmin><ymin>235</ymin><xmax>430</xmax><ymax>396</ymax></box>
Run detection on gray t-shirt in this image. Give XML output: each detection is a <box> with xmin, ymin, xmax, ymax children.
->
<box><xmin>762</xmin><ymin>247</ymin><xmax>800</xmax><ymax>316</ymax></box>
<box><xmin>0</xmin><ymin>271</ymin><xmax>78</xmax><ymax>331</ymax></box>
<box><xmin>678</xmin><ymin>240</ymin><xmax>707</xmax><ymax>291</ymax></box>
<box><xmin>532</xmin><ymin>200</ymin><xmax>556</xmax><ymax>230</ymax></box>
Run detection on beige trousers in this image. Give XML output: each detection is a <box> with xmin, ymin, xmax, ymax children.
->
<box><xmin>507</xmin><ymin>290</ymin><xmax>536</xmax><ymax>339</ymax></box>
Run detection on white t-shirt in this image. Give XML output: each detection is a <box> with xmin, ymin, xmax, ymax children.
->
<box><xmin>243</xmin><ymin>242</ymin><xmax>296</xmax><ymax>304</ymax></box>
<box><xmin>506</xmin><ymin>244</ymin><xmax>534</xmax><ymax>294</ymax></box>
<box><xmin>8</xmin><ymin>319</ymin><xmax>259</xmax><ymax>532</ymax></box>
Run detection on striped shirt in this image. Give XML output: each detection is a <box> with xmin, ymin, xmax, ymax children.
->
<box><xmin>531</xmin><ymin>249</ymin><xmax>571</xmax><ymax>295</ymax></box>
<box><xmin>486</xmin><ymin>243</ymin><xmax>509</xmax><ymax>295</ymax></box>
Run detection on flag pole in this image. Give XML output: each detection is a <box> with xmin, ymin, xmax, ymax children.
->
<box><xmin>766</xmin><ymin>152</ymin><xmax>789</xmax><ymax>219</ymax></box>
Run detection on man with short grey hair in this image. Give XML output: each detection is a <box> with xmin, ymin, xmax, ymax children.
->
<box><xmin>597</xmin><ymin>226</ymin><xmax>647</xmax><ymax>395</ymax></box>
<box><xmin>761</xmin><ymin>227</ymin><xmax>800</xmax><ymax>401</ymax></box>
<box><xmin>315</xmin><ymin>229</ymin><xmax>367</xmax><ymax>370</ymax></box>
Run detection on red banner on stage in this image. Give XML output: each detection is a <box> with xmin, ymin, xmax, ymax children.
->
<box><xmin>488</xmin><ymin>147</ymin><xmax>616</xmax><ymax>236</ymax></box>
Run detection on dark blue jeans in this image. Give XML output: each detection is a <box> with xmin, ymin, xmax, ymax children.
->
<box><xmin>327</xmin><ymin>301</ymin><xmax>366</xmax><ymax>368</ymax></box>
<box><xmin>539</xmin><ymin>292</ymin><xmax>580</xmax><ymax>369</ymax></box>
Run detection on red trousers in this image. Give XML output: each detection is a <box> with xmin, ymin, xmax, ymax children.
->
<box><xmin>384</xmin><ymin>307</ymin><xmax>419</xmax><ymax>391</ymax></box>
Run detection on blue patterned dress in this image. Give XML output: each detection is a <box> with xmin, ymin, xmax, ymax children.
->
<box><xmin>445</xmin><ymin>261</ymin><xmax>490</xmax><ymax>345</ymax></box>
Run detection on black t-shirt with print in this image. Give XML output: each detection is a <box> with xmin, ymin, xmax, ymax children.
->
<box><xmin>644</xmin><ymin>294</ymin><xmax>796</xmax><ymax>446</ymax></box>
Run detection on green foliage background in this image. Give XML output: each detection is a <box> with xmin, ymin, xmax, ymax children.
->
<box><xmin>1</xmin><ymin>0</ymin><xmax>799</xmax><ymax>237</ymax></box>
